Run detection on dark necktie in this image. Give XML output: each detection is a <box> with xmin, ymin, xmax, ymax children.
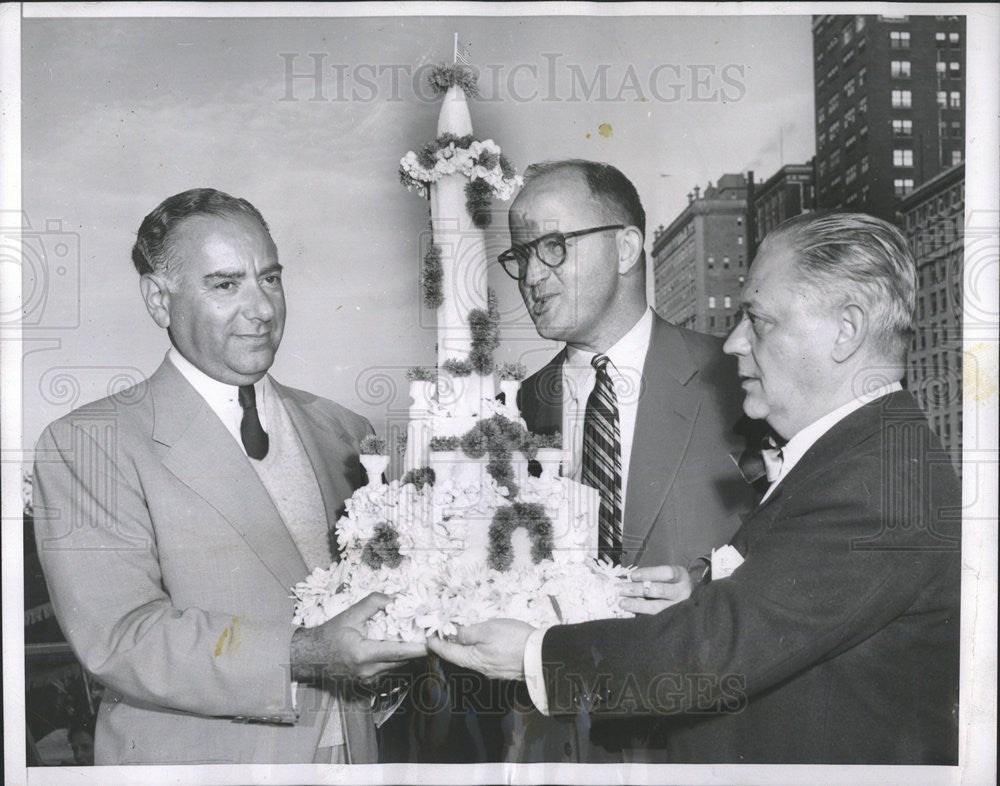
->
<box><xmin>582</xmin><ymin>354</ymin><xmax>623</xmax><ymax>564</ymax></box>
<box><xmin>238</xmin><ymin>384</ymin><xmax>269</xmax><ymax>460</ymax></box>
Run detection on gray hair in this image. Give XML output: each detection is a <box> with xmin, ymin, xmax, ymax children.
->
<box><xmin>132</xmin><ymin>188</ymin><xmax>272</xmax><ymax>278</ymax></box>
<box><xmin>764</xmin><ymin>212</ymin><xmax>917</xmax><ymax>360</ymax></box>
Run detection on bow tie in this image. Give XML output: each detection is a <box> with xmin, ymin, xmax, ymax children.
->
<box><xmin>760</xmin><ymin>437</ymin><xmax>784</xmax><ymax>483</ymax></box>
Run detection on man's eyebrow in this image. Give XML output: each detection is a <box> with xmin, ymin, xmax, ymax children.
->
<box><xmin>202</xmin><ymin>268</ymin><xmax>246</xmax><ymax>283</ymax></box>
<box><xmin>258</xmin><ymin>262</ymin><xmax>284</xmax><ymax>276</ymax></box>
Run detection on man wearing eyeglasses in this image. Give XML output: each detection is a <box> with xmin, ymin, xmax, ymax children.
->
<box><xmin>496</xmin><ymin>160</ymin><xmax>755</xmax><ymax>762</ymax></box>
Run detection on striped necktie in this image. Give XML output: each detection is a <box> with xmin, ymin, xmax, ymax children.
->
<box><xmin>582</xmin><ymin>354</ymin><xmax>623</xmax><ymax>564</ymax></box>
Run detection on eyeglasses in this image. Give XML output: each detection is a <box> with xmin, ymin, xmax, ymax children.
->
<box><xmin>497</xmin><ymin>224</ymin><xmax>625</xmax><ymax>281</ymax></box>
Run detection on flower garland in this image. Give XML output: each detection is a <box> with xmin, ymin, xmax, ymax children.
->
<box><xmin>429</xmin><ymin>436</ymin><xmax>462</xmax><ymax>452</ymax></box>
<box><xmin>442</xmin><ymin>358</ymin><xmax>474</xmax><ymax>377</ymax></box>
<box><xmin>427</xmin><ymin>63</ymin><xmax>480</xmax><ymax>98</ymax></box>
<box><xmin>406</xmin><ymin>366</ymin><xmax>438</xmax><ymax>383</ymax></box>
<box><xmin>496</xmin><ymin>362</ymin><xmax>527</xmax><ymax>382</ymax></box>
<box><xmin>361</xmin><ymin>522</ymin><xmax>403</xmax><ymax>570</ymax></box>
<box><xmin>399</xmin><ymin>133</ymin><xmax>522</xmax><ymax>227</ymax></box>
<box><xmin>400</xmin><ymin>466</ymin><xmax>435</xmax><ymax>490</ymax></box>
<box><xmin>487</xmin><ymin>502</ymin><xmax>554</xmax><ymax>572</ymax></box>
<box><xmin>420</xmin><ymin>244</ymin><xmax>443</xmax><ymax>309</ymax></box>
<box><xmin>467</xmin><ymin>289</ymin><xmax>501</xmax><ymax>375</ymax></box>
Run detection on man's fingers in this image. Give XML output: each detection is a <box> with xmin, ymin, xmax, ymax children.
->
<box><xmin>426</xmin><ymin>636</ymin><xmax>476</xmax><ymax>670</ymax></box>
<box><xmin>620</xmin><ymin>597</ymin><xmax>672</xmax><ymax>615</ymax></box>
<box><xmin>360</xmin><ymin>638</ymin><xmax>428</xmax><ymax>663</ymax></box>
<box><xmin>631</xmin><ymin>564</ymin><xmax>683</xmax><ymax>583</ymax></box>
<box><xmin>339</xmin><ymin>592</ymin><xmax>392</xmax><ymax>626</ymax></box>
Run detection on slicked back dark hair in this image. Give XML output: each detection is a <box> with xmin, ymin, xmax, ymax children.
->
<box><xmin>132</xmin><ymin>188</ymin><xmax>272</xmax><ymax>277</ymax></box>
<box><xmin>522</xmin><ymin>159</ymin><xmax>646</xmax><ymax>265</ymax></box>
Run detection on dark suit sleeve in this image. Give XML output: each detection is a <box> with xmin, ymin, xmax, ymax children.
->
<box><xmin>33</xmin><ymin>420</ymin><xmax>301</xmax><ymax>722</ymax></box>
<box><xmin>541</xmin><ymin>441</ymin><xmax>959</xmax><ymax>717</ymax></box>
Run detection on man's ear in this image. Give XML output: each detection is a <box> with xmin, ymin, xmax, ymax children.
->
<box><xmin>617</xmin><ymin>226</ymin><xmax>644</xmax><ymax>275</ymax></box>
<box><xmin>140</xmin><ymin>273</ymin><xmax>172</xmax><ymax>329</ymax></box>
<box><xmin>831</xmin><ymin>302</ymin><xmax>868</xmax><ymax>362</ymax></box>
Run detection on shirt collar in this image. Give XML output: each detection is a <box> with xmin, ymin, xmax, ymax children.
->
<box><xmin>779</xmin><ymin>381</ymin><xmax>903</xmax><ymax>475</ymax></box>
<box><xmin>167</xmin><ymin>347</ymin><xmax>268</xmax><ymax>414</ymax></box>
<box><xmin>565</xmin><ymin>307</ymin><xmax>654</xmax><ymax>375</ymax></box>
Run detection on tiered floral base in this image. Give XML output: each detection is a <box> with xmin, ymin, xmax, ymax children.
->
<box><xmin>292</xmin><ymin>445</ymin><xmax>634</xmax><ymax>641</ymax></box>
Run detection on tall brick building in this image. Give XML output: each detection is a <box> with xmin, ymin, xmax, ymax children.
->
<box><xmin>652</xmin><ymin>174</ymin><xmax>748</xmax><ymax>338</ymax></box>
<box><xmin>898</xmin><ymin>163</ymin><xmax>964</xmax><ymax>471</ymax></box>
<box><xmin>812</xmin><ymin>13</ymin><xmax>965</xmax><ymax>221</ymax></box>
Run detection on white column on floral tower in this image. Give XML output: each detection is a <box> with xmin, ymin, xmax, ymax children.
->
<box><xmin>399</xmin><ymin>65</ymin><xmax>522</xmax><ymax>422</ymax></box>
<box><xmin>431</xmin><ymin>84</ymin><xmax>489</xmax><ymax>417</ymax></box>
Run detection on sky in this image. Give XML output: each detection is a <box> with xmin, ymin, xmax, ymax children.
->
<box><xmin>20</xmin><ymin>11</ymin><xmax>816</xmax><ymax>446</ymax></box>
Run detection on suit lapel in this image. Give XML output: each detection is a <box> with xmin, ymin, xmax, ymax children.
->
<box><xmin>520</xmin><ymin>350</ymin><xmax>566</xmax><ymax>435</ymax></box>
<box><xmin>150</xmin><ymin>361</ymin><xmax>308</xmax><ymax>591</ymax></box>
<box><xmin>273</xmin><ymin>380</ymin><xmax>360</xmax><ymax>548</ymax></box>
<box><xmin>625</xmin><ymin>318</ymin><xmax>701</xmax><ymax>562</ymax></box>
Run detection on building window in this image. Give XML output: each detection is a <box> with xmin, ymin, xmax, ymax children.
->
<box><xmin>935</xmin><ymin>31</ymin><xmax>947</xmax><ymax>44</ymax></box>
<box><xmin>893</xmin><ymin>149</ymin><xmax>914</xmax><ymax>167</ymax></box>
<box><xmin>861</xmin><ymin>155</ymin><xmax>869</xmax><ymax>173</ymax></box>
<box><xmin>950</xmin><ymin>61</ymin><xmax>961</xmax><ymax>73</ymax></box>
<box><xmin>844</xmin><ymin>77</ymin><xmax>856</xmax><ymax>97</ymax></box>
<box><xmin>830</xmin><ymin>149</ymin><xmax>841</xmax><ymax>168</ymax></box>
<box><xmin>951</xmin><ymin>121</ymin><xmax>963</xmax><ymax>137</ymax></box>
<box><xmin>893</xmin><ymin>119</ymin><xmax>913</xmax><ymax>136</ymax></box>
<box><xmin>891</xmin><ymin>89</ymin><xmax>912</xmax><ymax>108</ymax></box>
<box><xmin>827</xmin><ymin>94</ymin><xmax>840</xmax><ymax>114</ymax></box>
<box><xmin>818</xmin><ymin>106</ymin><xmax>826</xmax><ymax>124</ymax></box>
<box><xmin>818</xmin><ymin>131</ymin><xmax>827</xmax><ymax>149</ymax></box>
<box><xmin>890</xmin><ymin>31</ymin><xmax>910</xmax><ymax>49</ymax></box>
<box><xmin>723</xmin><ymin>256</ymin><xmax>730</xmax><ymax>269</ymax></box>
<box><xmin>950</xmin><ymin>91</ymin><xmax>961</xmax><ymax>108</ymax></box>
<box><xmin>845</xmin><ymin>133</ymin><xmax>857</xmax><ymax>149</ymax></box>
<box><xmin>949</xmin><ymin>32</ymin><xmax>960</xmax><ymax>44</ymax></box>
<box><xmin>858</xmin><ymin>66</ymin><xmax>867</xmax><ymax>87</ymax></box>
<box><xmin>894</xmin><ymin>178</ymin><xmax>915</xmax><ymax>196</ymax></box>
<box><xmin>859</xmin><ymin>97</ymin><xmax>868</xmax><ymax>114</ymax></box>
<box><xmin>737</xmin><ymin>236</ymin><xmax>743</xmax><ymax>245</ymax></box>
<box><xmin>708</xmin><ymin>316</ymin><xmax>716</xmax><ymax>329</ymax></box>
<box><xmin>855</xmin><ymin>16</ymin><xmax>865</xmax><ymax>31</ymax></box>
<box><xmin>829</xmin><ymin>119</ymin><xmax>841</xmax><ymax>137</ymax></box>
<box><xmin>891</xmin><ymin>60</ymin><xmax>911</xmax><ymax>78</ymax></box>
<box><xmin>707</xmin><ymin>256</ymin><xmax>714</xmax><ymax>269</ymax></box>
<box><xmin>951</xmin><ymin>150</ymin><xmax>963</xmax><ymax>165</ymax></box>
<box><xmin>937</xmin><ymin>91</ymin><xmax>947</xmax><ymax>108</ymax></box>
<box><xmin>936</xmin><ymin>61</ymin><xmax>947</xmax><ymax>75</ymax></box>
<box><xmin>827</xmin><ymin>65</ymin><xmax>839</xmax><ymax>82</ymax></box>
<box><xmin>724</xmin><ymin>296</ymin><xmax>732</xmax><ymax>309</ymax></box>
<box><xmin>845</xmin><ymin>164</ymin><xmax>858</xmax><ymax>184</ymax></box>
<box><xmin>818</xmin><ymin>160</ymin><xmax>828</xmax><ymax>177</ymax></box>
<box><xmin>842</xmin><ymin>26</ymin><xmax>853</xmax><ymax>46</ymax></box>
<box><xmin>708</xmin><ymin>296</ymin><xmax>716</xmax><ymax>309</ymax></box>
<box><xmin>845</xmin><ymin>107</ymin><xmax>856</xmax><ymax>126</ymax></box>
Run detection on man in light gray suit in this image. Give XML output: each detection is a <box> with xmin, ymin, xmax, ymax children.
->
<box><xmin>32</xmin><ymin>188</ymin><xmax>425</xmax><ymax>765</ymax></box>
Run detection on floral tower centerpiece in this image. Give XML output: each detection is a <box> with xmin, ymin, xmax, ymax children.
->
<box><xmin>292</xmin><ymin>63</ymin><xmax>630</xmax><ymax>642</ymax></box>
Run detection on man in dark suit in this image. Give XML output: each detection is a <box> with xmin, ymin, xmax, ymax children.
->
<box><xmin>486</xmin><ymin>160</ymin><xmax>756</xmax><ymax>761</ymax></box>
<box><xmin>431</xmin><ymin>211</ymin><xmax>961</xmax><ymax>764</ymax></box>
<box><xmin>33</xmin><ymin>189</ymin><xmax>425</xmax><ymax>764</ymax></box>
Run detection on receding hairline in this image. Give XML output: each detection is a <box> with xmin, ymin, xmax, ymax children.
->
<box><xmin>511</xmin><ymin>166</ymin><xmax>625</xmax><ymax>225</ymax></box>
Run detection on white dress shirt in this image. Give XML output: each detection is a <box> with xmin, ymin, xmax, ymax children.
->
<box><xmin>525</xmin><ymin>379</ymin><xmax>904</xmax><ymax>715</ymax></box>
<box><xmin>561</xmin><ymin>307</ymin><xmax>653</xmax><ymax>510</ymax></box>
<box><xmin>760</xmin><ymin>381</ymin><xmax>903</xmax><ymax>503</ymax></box>
<box><xmin>167</xmin><ymin>348</ymin><xmax>270</xmax><ymax>453</ymax></box>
